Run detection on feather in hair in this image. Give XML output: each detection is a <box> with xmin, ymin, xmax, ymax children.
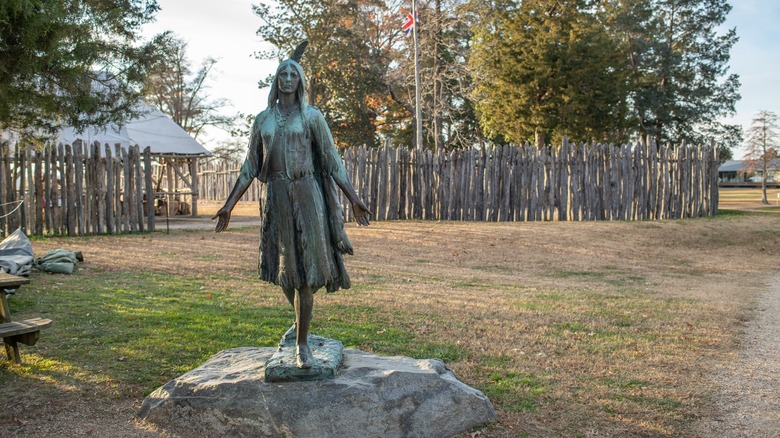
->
<box><xmin>290</xmin><ymin>41</ymin><xmax>308</xmax><ymax>63</ymax></box>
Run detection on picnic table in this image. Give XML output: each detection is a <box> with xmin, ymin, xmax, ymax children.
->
<box><xmin>1</xmin><ymin>272</ymin><xmax>52</xmax><ymax>364</ymax></box>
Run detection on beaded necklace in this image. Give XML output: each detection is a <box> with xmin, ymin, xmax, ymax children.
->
<box><xmin>275</xmin><ymin>104</ymin><xmax>296</xmax><ymax>130</ymax></box>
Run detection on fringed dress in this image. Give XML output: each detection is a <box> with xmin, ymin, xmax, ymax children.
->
<box><xmin>237</xmin><ymin>104</ymin><xmax>351</xmax><ymax>293</ymax></box>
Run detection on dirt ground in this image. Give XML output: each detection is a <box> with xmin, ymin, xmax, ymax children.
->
<box><xmin>4</xmin><ymin>198</ymin><xmax>780</xmax><ymax>437</ymax></box>
<box><xmin>696</xmin><ymin>272</ymin><xmax>780</xmax><ymax>437</ymax></box>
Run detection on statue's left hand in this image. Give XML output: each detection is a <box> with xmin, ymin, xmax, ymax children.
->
<box><xmin>352</xmin><ymin>200</ymin><xmax>372</xmax><ymax>226</ymax></box>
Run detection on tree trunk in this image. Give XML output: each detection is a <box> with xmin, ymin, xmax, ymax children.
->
<box><xmin>534</xmin><ymin>128</ymin><xmax>545</xmax><ymax>149</ymax></box>
<box><xmin>762</xmin><ymin>166</ymin><xmax>769</xmax><ymax>204</ymax></box>
<box><xmin>433</xmin><ymin>0</ymin><xmax>444</xmax><ymax>152</ymax></box>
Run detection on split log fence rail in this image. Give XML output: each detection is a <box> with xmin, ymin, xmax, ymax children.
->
<box><xmin>0</xmin><ymin>141</ymin><xmax>155</xmax><ymax>238</ymax></box>
<box><xmin>200</xmin><ymin>140</ymin><xmax>719</xmax><ymax>223</ymax></box>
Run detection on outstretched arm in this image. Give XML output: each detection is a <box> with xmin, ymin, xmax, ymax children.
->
<box><xmin>213</xmin><ymin>175</ymin><xmax>253</xmax><ymax>232</ymax></box>
<box><xmin>214</xmin><ymin>115</ymin><xmax>262</xmax><ymax>232</ymax></box>
<box><xmin>333</xmin><ymin>176</ymin><xmax>371</xmax><ymax>226</ymax></box>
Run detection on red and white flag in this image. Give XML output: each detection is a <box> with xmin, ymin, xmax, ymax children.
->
<box><xmin>402</xmin><ymin>11</ymin><xmax>415</xmax><ymax>36</ymax></box>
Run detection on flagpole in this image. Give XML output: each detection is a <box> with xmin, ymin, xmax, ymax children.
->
<box><xmin>412</xmin><ymin>0</ymin><xmax>423</xmax><ymax>151</ymax></box>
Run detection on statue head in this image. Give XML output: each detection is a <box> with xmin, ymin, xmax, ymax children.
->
<box><xmin>268</xmin><ymin>42</ymin><xmax>309</xmax><ymax>111</ymax></box>
<box><xmin>268</xmin><ymin>59</ymin><xmax>307</xmax><ymax>111</ymax></box>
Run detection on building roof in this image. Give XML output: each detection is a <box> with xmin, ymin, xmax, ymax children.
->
<box><xmin>718</xmin><ymin>160</ymin><xmax>745</xmax><ymax>172</ymax></box>
<box><xmin>55</xmin><ymin>103</ymin><xmax>211</xmax><ymax>157</ymax></box>
<box><xmin>719</xmin><ymin>159</ymin><xmax>780</xmax><ymax>172</ymax></box>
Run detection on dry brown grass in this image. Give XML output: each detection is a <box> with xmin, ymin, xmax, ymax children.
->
<box><xmin>719</xmin><ymin>187</ymin><xmax>780</xmax><ymax>210</ymax></box>
<box><xmin>18</xmin><ymin>207</ymin><xmax>779</xmax><ymax>437</ymax></box>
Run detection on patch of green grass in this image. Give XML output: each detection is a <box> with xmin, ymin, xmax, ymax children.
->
<box><xmin>4</xmin><ymin>269</ymin><xmax>470</xmax><ymax>398</ymax></box>
<box><xmin>473</xmin><ymin>355</ymin><xmax>549</xmax><ymax>412</ymax></box>
<box><xmin>715</xmin><ymin>209</ymin><xmax>748</xmax><ymax>217</ymax></box>
<box><xmin>606</xmin><ymin>276</ymin><xmax>645</xmax><ymax>287</ymax></box>
<box><xmin>553</xmin><ymin>321</ymin><xmax>591</xmax><ymax>333</ymax></box>
<box><xmin>480</xmin><ymin>368</ymin><xmax>547</xmax><ymax>412</ymax></box>
<box><xmin>318</xmin><ymin>304</ymin><xmax>415</xmax><ymax>350</ymax></box>
<box><xmin>3</xmin><ymin>272</ymin><xmax>288</xmax><ymax>393</ymax></box>
<box><xmin>513</xmin><ymin>292</ymin><xmax>569</xmax><ymax>310</ymax></box>
<box><xmin>450</xmin><ymin>279</ymin><xmax>488</xmax><ymax>288</ymax></box>
<box><xmin>602</xmin><ymin>377</ymin><xmax>647</xmax><ymax>389</ymax></box>
<box><xmin>408</xmin><ymin>341</ymin><xmax>468</xmax><ymax>362</ymax></box>
<box><xmin>549</xmin><ymin>270</ymin><xmax>607</xmax><ymax>279</ymax></box>
<box><xmin>318</xmin><ymin>304</ymin><xmax>468</xmax><ymax>362</ymax></box>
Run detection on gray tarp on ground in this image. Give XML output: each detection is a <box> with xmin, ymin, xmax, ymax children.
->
<box><xmin>0</xmin><ymin>229</ymin><xmax>34</xmax><ymax>277</ymax></box>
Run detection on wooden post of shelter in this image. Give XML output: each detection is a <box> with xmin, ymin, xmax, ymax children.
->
<box><xmin>189</xmin><ymin>157</ymin><xmax>199</xmax><ymax>216</ymax></box>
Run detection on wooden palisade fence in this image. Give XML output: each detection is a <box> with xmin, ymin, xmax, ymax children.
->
<box><xmin>201</xmin><ymin>139</ymin><xmax>719</xmax><ymax>223</ymax></box>
<box><xmin>0</xmin><ymin>141</ymin><xmax>155</xmax><ymax>238</ymax></box>
<box><xmin>200</xmin><ymin>160</ymin><xmax>264</xmax><ymax>203</ymax></box>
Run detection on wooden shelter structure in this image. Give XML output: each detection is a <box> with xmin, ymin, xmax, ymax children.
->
<box><xmin>55</xmin><ymin>103</ymin><xmax>211</xmax><ymax>216</ymax></box>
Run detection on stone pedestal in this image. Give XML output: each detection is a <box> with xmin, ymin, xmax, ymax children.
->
<box><xmin>138</xmin><ymin>347</ymin><xmax>497</xmax><ymax>438</ymax></box>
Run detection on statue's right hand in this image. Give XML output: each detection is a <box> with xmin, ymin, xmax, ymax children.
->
<box><xmin>212</xmin><ymin>208</ymin><xmax>231</xmax><ymax>233</ymax></box>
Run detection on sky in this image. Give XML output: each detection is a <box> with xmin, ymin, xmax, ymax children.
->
<box><xmin>721</xmin><ymin>0</ymin><xmax>780</xmax><ymax>155</ymax></box>
<box><xmin>142</xmin><ymin>0</ymin><xmax>780</xmax><ymax>156</ymax></box>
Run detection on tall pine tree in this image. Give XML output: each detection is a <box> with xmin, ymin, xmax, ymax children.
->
<box><xmin>469</xmin><ymin>0</ymin><xmax>628</xmax><ymax>146</ymax></box>
<box><xmin>605</xmin><ymin>0</ymin><xmax>740</xmax><ymax>148</ymax></box>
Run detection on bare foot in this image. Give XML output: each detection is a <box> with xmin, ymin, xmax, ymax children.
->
<box><xmin>296</xmin><ymin>344</ymin><xmax>313</xmax><ymax>369</ymax></box>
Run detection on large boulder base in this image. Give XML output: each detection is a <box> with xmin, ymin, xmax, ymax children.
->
<box><xmin>138</xmin><ymin>347</ymin><xmax>496</xmax><ymax>438</ymax></box>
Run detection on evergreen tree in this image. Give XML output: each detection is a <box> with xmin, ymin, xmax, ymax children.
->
<box><xmin>606</xmin><ymin>0</ymin><xmax>740</xmax><ymax>148</ymax></box>
<box><xmin>469</xmin><ymin>0</ymin><xmax>629</xmax><ymax>146</ymax></box>
<box><xmin>0</xmin><ymin>0</ymin><xmax>162</xmax><ymax>135</ymax></box>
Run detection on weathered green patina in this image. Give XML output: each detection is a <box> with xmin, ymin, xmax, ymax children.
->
<box><xmin>263</xmin><ymin>335</ymin><xmax>344</xmax><ymax>382</ymax></box>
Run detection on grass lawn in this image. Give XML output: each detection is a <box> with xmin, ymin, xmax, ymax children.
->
<box><xmin>1</xmin><ymin>206</ymin><xmax>778</xmax><ymax>436</ymax></box>
<box><xmin>719</xmin><ymin>187</ymin><xmax>780</xmax><ymax>210</ymax></box>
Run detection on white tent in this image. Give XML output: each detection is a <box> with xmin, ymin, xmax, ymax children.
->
<box><xmin>51</xmin><ymin>103</ymin><xmax>212</xmax><ymax>216</ymax></box>
<box><xmin>55</xmin><ymin>103</ymin><xmax>211</xmax><ymax>157</ymax></box>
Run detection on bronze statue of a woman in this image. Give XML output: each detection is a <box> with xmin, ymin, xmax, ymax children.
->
<box><xmin>213</xmin><ymin>44</ymin><xmax>370</xmax><ymax>369</ymax></box>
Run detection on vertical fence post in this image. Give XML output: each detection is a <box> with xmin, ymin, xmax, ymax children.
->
<box><xmin>144</xmin><ymin>147</ymin><xmax>155</xmax><ymax>232</ymax></box>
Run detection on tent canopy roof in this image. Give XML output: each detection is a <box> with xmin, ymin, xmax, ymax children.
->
<box><xmin>55</xmin><ymin>103</ymin><xmax>211</xmax><ymax>157</ymax></box>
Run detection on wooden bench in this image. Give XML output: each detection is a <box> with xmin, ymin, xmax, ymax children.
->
<box><xmin>0</xmin><ymin>318</ymin><xmax>53</xmax><ymax>364</ymax></box>
<box><xmin>1</xmin><ymin>272</ymin><xmax>53</xmax><ymax>365</ymax></box>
